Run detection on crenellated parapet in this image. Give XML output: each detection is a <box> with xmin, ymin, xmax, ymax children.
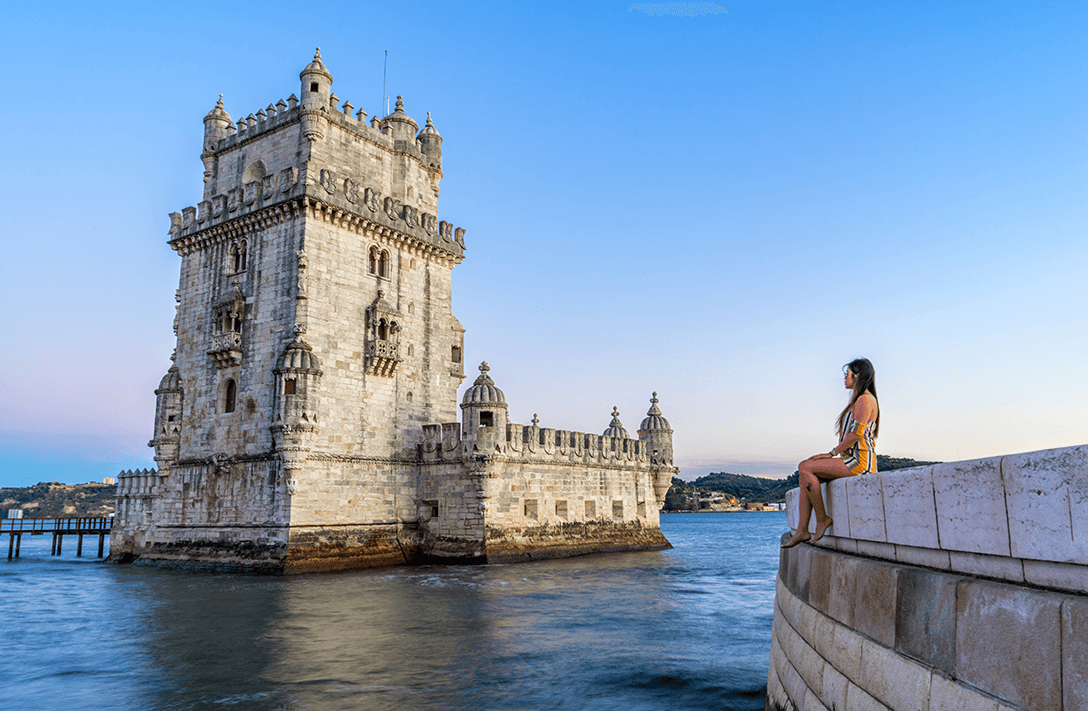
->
<box><xmin>116</xmin><ymin>469</ymin><xmax>161</xmax><ymax>499</ymax></box>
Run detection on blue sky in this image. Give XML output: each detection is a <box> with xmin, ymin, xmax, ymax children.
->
<box><xmin>1</xmin><ymin>1</ymin><xmax>1085</xmax><ymax>487</ymax></box>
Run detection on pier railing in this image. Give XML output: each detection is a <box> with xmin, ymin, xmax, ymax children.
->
<box><xmin>3</xmin><ymin>517</ymin><xmax>113</xmax><ymax>559</ymax></box>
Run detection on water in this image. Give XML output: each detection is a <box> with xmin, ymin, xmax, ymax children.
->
<box><xmin>1</xmin><ymin>512</ymin><xmax>786</xmax><ymax>710</ymax></box>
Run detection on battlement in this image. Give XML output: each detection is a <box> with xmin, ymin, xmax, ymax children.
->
<box><xmin>420</xmin><ymin>420</ymin><xmax>652</xmax><ymax>466</ymax></box>
<box><xmin>116</xmin><ymin>468</ymin><xmax>160</xmax><ymax>498</ymax></box>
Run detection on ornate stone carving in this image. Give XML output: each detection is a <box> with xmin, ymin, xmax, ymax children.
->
<box><xmin>403</xmin><ymin>205</ymin><xmax>418</xmax><ymax>228</ymax></box>
<box><xmin>384</xmin><ymin>197</ymin><xmax>402</xmax><ymax>222</ymax></box>
<box><xmin>211</xmin><ymin>194</ymin><xmax>227</xmax><ymax>218</ymax></box>
<box><xmin>422</xmin><ymin>213</ymin><xmax>437</xmax><ymax>236</ymax></box>
<box><xmin>261</xmin><ymin>174</ymin><xmax>277</xmax><ymax>199</ymax></box>
<box><xmin>243</xmin><ymin>180</ymin><xmax>258</xmax><ymax>205</ymax></box>
<box><xmin>227</xmin><ymin>187</ymin><xmax>241</xmax><ymax>213</ymax></box>
<box><xmin>320</xmin><ymin>169</ymin><xmax>337</xmax><ymax>195</ymax></box>
<box><xmin>439</xmin><ymin>220</ymin><xmax>453</xmax><ymax>242</ymax></box>
<box><xmin>364</xmin><ymin>187</ymin><xmax>380</xmax><ymax>212</ymax></box>
<box><xmin>344</xmin><ymin>178</ymin><xmax>359</xmax><ymax>204</ymax></box>
<box><xmin>454</xmin><ymin>227</ymin><xmax>466</xmax><ymax>248</ymax></box>
<box><xmin>182</xmin><ymin>206</ymin><xmax>197</xmax><ymax>230</ymax></box>
<box><xmin>295</xmin><ymin>250</ymin><xmax>308</xmax><ymax>300</ymax></box>
<box><xmin>279</xmin><ymin>166</ymin><xmax>297</xmax><ymax>193</ymax></box>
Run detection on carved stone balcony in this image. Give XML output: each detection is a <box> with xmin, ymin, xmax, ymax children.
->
<box><xmin>208</xmin><ymin>331</ymin><xmax>243</xmax><ymax>369</ymax></box>
<box><xmin>365</xmin><ymin>338</ymin><xmax>401</xmax><ymax>377</ymax></box>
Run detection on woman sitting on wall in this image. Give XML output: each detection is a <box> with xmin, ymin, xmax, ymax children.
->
<box><xmin>782</xmin><ymin>358</ymin><xmax>879</xmax><ymax>548</ymax></box>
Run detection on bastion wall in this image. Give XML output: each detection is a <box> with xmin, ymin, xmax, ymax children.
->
<box><xmin>768</xmin><ymin>444</ymin><xmax>1088</xmax><ymax>711</ymax></box>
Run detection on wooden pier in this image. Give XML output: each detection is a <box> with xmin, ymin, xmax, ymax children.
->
<box><xmin>2</xmin><ymin>517</ymin><xmax>112</xmax><ymax>559</ymax></box>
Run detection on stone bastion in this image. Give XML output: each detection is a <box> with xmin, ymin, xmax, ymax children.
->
<box><xmin>769</xmin><ymin>443</ymin><xmax>1088</xmax><ymax>711</ymax></box>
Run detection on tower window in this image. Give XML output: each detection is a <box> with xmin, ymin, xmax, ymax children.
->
<box><xmin>310</xmin><ymin>82</ymin><xmax>319</xmax><ymax>93</ymax></box>
<box><xmin>284</xmin><ymin>379</ymin><xmax>296</xmax><ymax>395</ymax></box>
<box><xmin>224</xmin><ymin>379</ymin><xmax>237</xmax><ymax>413</ymax></box>
<box><xmin>480</xmin><ymin>411</ymin><xmax>494</xmax><ymax>427</ymax></box>
<box><xmin>379</xmin><ymin>250</ymin><xmax>389</xmax><ymax>278</ymax></box>
<box><xmin>368</xmin><ymin>246</ymin><xmax>378</xmax><ymax>275</ymax></box>
<box><xmin>451</xmin><ymin>346</ymin><xmax>462</xmax><ymax>363</ymax></box>
<box><xmin>406</xmin><ymin>391</ymin><xmax>413</xmax><ymax>402</ymax></box>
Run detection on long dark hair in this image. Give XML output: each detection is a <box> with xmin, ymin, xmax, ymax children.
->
<box><xmin>836</xmin><ymin>358</ymin><xmax>879</xmax><ymax>438</ymax></box>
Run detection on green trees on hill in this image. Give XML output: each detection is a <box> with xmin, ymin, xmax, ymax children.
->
<box><xmin>663</xmin><ymin>455</ymin><xmax>938</xmax><ymax>511</ymax></box>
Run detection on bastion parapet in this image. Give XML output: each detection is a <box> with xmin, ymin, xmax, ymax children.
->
<box><xmin>769</xmin><ymin>443</ymin><xmax>1088</xmax><ymax>711</ymax></box>
<box><xmin>111</xmin><ymin>51</ymin><xmax>676</xmax><ymax>573</ymax></box>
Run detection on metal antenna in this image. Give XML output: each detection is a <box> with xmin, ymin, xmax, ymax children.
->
<box><xmin>383</xmin><ymin>50</ymin><xmax>388</xmax><ymax>117</ymax></box>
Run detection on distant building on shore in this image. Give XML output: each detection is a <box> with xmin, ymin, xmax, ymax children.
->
<box><xmin>111</xmin><ymin>51</ymin><xmax>678</xmax><ymax>574</ymax></box>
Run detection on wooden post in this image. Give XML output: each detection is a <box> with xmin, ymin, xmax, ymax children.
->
<box><xmin>57</xmin><ymin>533</ymin><xmax>63</xmax><ymax>555</ymax></box>
<box><xmin>77</xmin><ymin>533</ymin><xmax>84</xmax><ymax>557</ymax></box>
<box><xmin>7</xmin><ymin>534</ymin><xmax>12</xmax><ymax>560</ymax></box>
<box><xmin>51</xmin><ymin>532</ymin><xmax>58</xmax><ymax>555</ymax></box>
<box><xmin>98</xmin><ymin>533</ymin><xmax>105</xmax><ymax>558</ymax></box>
<box><xmin>14</xmin><ymin>534</ymin><xmax>21</xmax><ymax>558</ymax></box>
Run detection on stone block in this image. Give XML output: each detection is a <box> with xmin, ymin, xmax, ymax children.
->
<box><xmin>844</xmin><ymin>475</ymin><xmax>887</xmax><ymax>542</ymax></box>
<box><xmin>895</xmin><ymin>567</ymin><xmax>960</xmax><ymax>674</ymax></box>
<box><xmin>1023</xmin><ymin>559</ymin><xmax>1088</xmax><ymax>593</ymax></box>
<box><xmin>846</xmin><ymin>682</ymin><xmax>890</xmax><ymax>711</ymax></box>
<box><xmin>813</xmin><ymin>611</ymin><xmax>836</xmax><ymax>651</ymax></box>
<box><xmin>854</xmin><ymin>559</ymin><xmax>898</xmax><ymax>647</ymax></box>
<box><xmin>1002</xmin><ymin>445</ymin><xmax>1088</xmax><ymax>565</ymax></box>
<box><xmin>825</xmin><ymin>479</ymin><xmax>851</xmax><ymax>539</ymax></box>
<box><xmin>955</xmin><ymin>579</ymin><xmax>1063</xmax><ymax>711</ymax></box>
<box><xmin>894</xmin><ymin>544</ymin><xmax>951</xmax><ymax>571</ymax></box>
<box><xmin>1063</xmin><ymin>596</ymin><xmax>1088</xmax><ymax>711</ymax></box>
<box><xmin>805</xmin><ymin>688</ymin><xmax>830</xmax><ymax>711</ymax></box>
<box><xmin>828</xmin><ymin>554</ymin><xmax>861</xmax><ymax>627</ymax></box>
<box><xmin>858</xmin><ymin>639</ymin><xmax>932</xmax><ymax>711</ymax></box>
<box><xmin>947</xmin><ymin>551</ymin><xmax>1024</xmax><ymax>584</ymax></box>
<box><xmin>827</xmin><ymin>623</ymin><xmax>864</xmax><ymax>683</ymax></box>
<box><xmin>821</xmin><ymin>664</ymin><xmax>850</xmax><ymax>711</ymax></box>
<box><xmin>881</xmin><ymin>466</ymin><xmax>939</xmax><ymax>549</ymax></box>
<box><xmin>808</xmin><ymin>548</ymin><xmax>832</xmax><ymax>616</ymax></box>
<box><xmin>796</xmin><ymin>637</ymin><xmax>826</xmax><ymax>701</ymax></box>
<box><xmin>767</xmin><ymin>661</ymin><xmax>790</xmax><ymax>711</ymax></box>
<box><xmin>779</xmin><ymin>646</ymin><xmax>809</xmax><ymax>709</ymax></box>
<box><xmin>931</xmin><ymin>456</ymin><xmax>1009</xmax><ymax>556</ymax></box>
<box><xmin>855</xmin><ymin>539</ymin><xmax>896</xmax><ymax>562</ymax></box>
<box><xmin>787</xmin><ymin>488</ymin><xmax>799</xmax><ymax>531</ymax></box>
<box><xmin>797</xmin><ymin>596</ymin><xmax>821</xmax><ymax>647</ymax></box>
<box><xmin>795</xmin><ymin>542</ymin><xmax>812</xmax><ymax>603</ymax></box>
<box><xmin>929</xmin><ymin>674</ymin><xmax>997</xmax><ymax>711</ymax></box>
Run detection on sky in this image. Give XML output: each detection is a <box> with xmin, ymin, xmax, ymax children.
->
<box><xmin>1</xmin><ymin>1</ymin><xmax>1085</xmax><ymax>488</ymax></box>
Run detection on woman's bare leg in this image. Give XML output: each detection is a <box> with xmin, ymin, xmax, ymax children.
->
<box><xmin>799</xmin><ymin>457</ymin><xmax>854</xmax><ymax>542</ymax></box>
<box><xmin>783</xmin><ymin>459</ymin><xmax>817</xmax><ymax>548</ymax></box>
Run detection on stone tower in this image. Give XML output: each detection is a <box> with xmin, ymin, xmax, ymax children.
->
<box><xmin>113</xmin><ymin>51</ymin><xmax>676</xmax><ymax>573</ymax></box>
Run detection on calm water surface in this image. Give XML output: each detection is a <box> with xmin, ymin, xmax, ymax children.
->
<box><xmin>2</xmin><ymin>512</ymin><xmax>786</xmax><ymax>710</ymax></box>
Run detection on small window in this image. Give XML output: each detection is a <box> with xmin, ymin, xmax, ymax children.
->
<box><xmin>612</xmin><ymin>500</ymin><xmax>623</xmax><ymax>519</ymax></box>
<box><xmin>431</xmin><ymin>503</ymin><xmax>439</xmax><ymax>518</ymax></box>
<box><xmin>451</xmin><ymin>346</ymin><xmax>462</xmax><ymax>363</ymax></box>
<box><xmin>407</xmin><ymin>391</ymin><xmax>413</xmax><ymax>402</ymax></box>
<box><xmin>379</xmin><ymin>250</ymin><xmax>389</xmax><ymax>278</ymax></box>
<box><xmin>368</xmin><ymin>247</ymin><xmax>378</xmax><ymax>275</ymax></box>
<box><xmin>407</xmin><ymin>186</ymin><xmax>413</xmax><ymax>198</ymax></box>
<box><xmin>585</xmin><ymin>500</ymin><xmax>596</xmax><ymax>519</ymax></box>
<box><xmin>310</xmin><ymin>82</ymin><xmax>319</xmax><ymax>93</ymax></box>
<box><xmin>556</xmin><ymin>500</ymin><xmax>568</xmax><ymax>519</ymax></box>
<box><xmin>408</xmin><ymin>303</ymin><xmax>414</xmax><ymax>315</ymax></box>
<box><xmin>524</xmin><ymin>499</ymin><xmax>539</xmax><ymax>519</ymax></box>
<box><xmin>167</xmin><ymin>415</ymin><xmax>175</xmax><ymax>422</ymax></box>
<box><xmin>407</xmin><ymin>344</ymin><xmax>413</xmax><ymax>357</ymax></box>
<box><xmin>479</xmin><ymin>411</ymin><xmax>494</xmax><ymax>427</ymax></box>
<box><xmin>224</xmin><ymin>379</ymin><xmax>237</xmax><ymax>414</ymax></box>
<box><xmin>284</xmin><ymin>379</ymin><xmax>296</xmax><ymax>395</ymax></box>
<box><xmin>637</xmin><ymin>501</ymin><xmax>647</xmax><ymax>518</ymax></box>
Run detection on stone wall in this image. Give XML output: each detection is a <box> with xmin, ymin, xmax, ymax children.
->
<box><xmin>768</xmin><ymin>444</ymin><xmax>1088</xmax><ymax>711</ymax></box>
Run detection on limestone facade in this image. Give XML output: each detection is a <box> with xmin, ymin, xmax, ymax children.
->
<box><xmin>111</xmin><ymin>51</ymin><xmax>676</xmax><ymax>573</ymax></box>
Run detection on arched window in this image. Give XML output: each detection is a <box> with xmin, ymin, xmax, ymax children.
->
<box><xmin>379</xmin><ymin>250</ymin><xmax>389</xmax><ymax>278</ymax></box>
<box><xmin>224</xmin><ymin>379</ymin><xmax>237</xmax><ymax>413</ymax></box>
<box><xmin>368</xmin><ymin>247</ymin><xmax>379</xmax><ymax>275</ymax></box>
<box><xmin>234</xmin><ymin>240</ymin><xmax>247</xmax><ymax>272</ymax></box>
<box><xmin>378</xmin><ymin>319</ymin><xmax>388</xmax><ymax>340</ymax></box>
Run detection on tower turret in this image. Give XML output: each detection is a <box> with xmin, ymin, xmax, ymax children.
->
<box><xmin>201</xmin><ymin>95</ymin><xmax>232</xmax><ymax>186</ymax></box>
<box><xmin>418</xmin><ymin>112</ymin><xmax>443</xmax><ymax>170</ymax></box>
<box><xmin>299</xmin><ymin>48</ymin><xmax>332</xmax><ymax>141</ymax></box>
<box><xmin>461</xmin><ymin>362</ymin><xmax>508</xmax><ymax>451</ymax></box>
<box><xmin>603</xmin><ymin>407</ymin><xmax>629</xmax><ymax>439</ymax></box>
<box><xmin>381</xmin><ymin>96</ymin><xmax>419</xmax><ymax>143</ymax></box>
<box><xmin>150</xmin><ymin>363</ymin><xmax>184</xmax><ymax>474</ymax></box>
<box><xmin>638</xmin><ymin>392</ymin><xmax>676</xmax><ymax>505</ymax></box>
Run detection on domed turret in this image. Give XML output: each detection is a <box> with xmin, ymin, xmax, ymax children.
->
<box><xmin>151</xmin><ymin>364</ymin><xmax>184</xmax><ymax>471</ymax></box>
<box><xmin>603</xmin><ymin>407</ymin><xmax>629</xmax><ymax>439</ymax></box>
<box><xmin>638</xmin><ymin>392</ymin><xmax>672</xmax><ymax>433</ymax></box>
<box><xmin>300</xmin><ymin>47</ymin><xmax>333</xmax><ymax>109</ymax></box>
<box><xmin>461</xmin><ymin>362</ymin><xmax>508</xmax><ymax>435</ymax></box>
<box><xmin>418</xmin><ymin>112</ymin><xmax>443</xmax><ymax>170</ymax></box>
<box><xmin>203</xmin><ymin>95</ymin><xmax>232</xmax><ymax>152</ymax></box>
<box><xmin>277</xmin><ymin>337</ymin><xmax>322</xmax><ymax>373</ymax></box>
<box><xmin>381</xmin><ymin>96</ymin><xmax>419</xmax><ymax>143</ymax></box>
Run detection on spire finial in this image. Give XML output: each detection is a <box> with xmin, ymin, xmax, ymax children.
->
<box><xmin>426</xmin><ymin>111</ymin><xmax>433</xmax><ymax>125</ymax></box>
<box><xmin>646</xmin><ymin>392</ymin><xmax>663</xmax><ymax>417</ymax></box>
<box><xmin>479</xmin><ymin>361</ymin><xmax>489</xmax><ymax>374</ymax></box>
<box><xmin>532</xmin><ymin>413</ymin><xmax>539</xmax><ymax>427</ymax></box>
<box><xmin>217</xmin><ymin>94</ymin><xmax>224</xmax><ymax>108</ymax></box>
<box><xmin>612</xmin><ymin>406</ymin><xmax>620</xmax><ymax>418</ymax></box>
<box><xmin>314</xmin><ymin>47</ymin><xmax>322</xmax><ymax>60</ymax></box>
<box><xmin>395</xmin><ymin>95</ymin><xmax>404</xmax><ymax>112</ymax></box>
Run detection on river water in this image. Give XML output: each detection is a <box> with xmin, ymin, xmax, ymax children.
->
<box><xmin>2</xmin><ymin>512</ymin><xmax>786</xmax><ymax>711</ymax></box>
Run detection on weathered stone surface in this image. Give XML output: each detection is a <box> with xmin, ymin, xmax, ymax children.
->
<box><xmin>881</xmin><ymin>466</ymin><xmax>938</xmax><ymax>549</ymax></box>
<box><xmin>1022</xmin><ymin>558</ymin><xmax>1088</xmax><ymax>593</ymax></box>
<box><xmin>955</xmin><ymin>579</ymin><xmax>1062</xmax><ymax>711</ymax></box>
<box><xmin>895</xmin><ymin>567</ymin><xmax>959</xmax><ymax>674</ymax></box>
<box><xmin>828</xmin><ymin>554</ymin><xmax>861</xmax><ymax>627</ymax></box>
<box><xmin>931</xmin><ymin>456</ymin><xmax>1009</xmax><ymax>556</ymax></box>
<box><xmin>808</xmin><ymin>547</ymin><xmax>833</xmax><ymax>615</ymax></box>
<box><xmin>929</xmin><ymin>674</ymin><xmax>997</xmax><ymax>711</ymax></box>
<box><xmin>825</xmin><ymin>480</ymin><xmax>851</xmax><ymax>539</ymax></box>
<box><xmin>858</xmin><ymin>638</ymin><xmax>931</xmax><ymax>711</ymax></box>
<box><xmin>844</xmin><ymin>475</ymin><xmax>886</xmax><ymax>542</ymax></box>
<box><xmin>853</xmin><ymin>559</ymin><xmax>897</xmax><ymax>648</ymax></box>
<box><xmin>1063</xmin><ymin>597</ymin><xmax>1088</xmax><ymax>711</ymax></box>
<box><xmin>894</xmin><ymin>543</ymin><xmax>950</xmax><ymax>571</ymax></box>
<box><xmin>1002</xmin><ymin>445</ymin><xmax>1088</xmax><ymax>565</ymax></box>
<box><xmin>946</xmin><ymin>550</ymin><xmax>1024</xmax><ymax>584</ymax></box>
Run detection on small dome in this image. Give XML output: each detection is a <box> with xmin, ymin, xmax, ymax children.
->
<box><xmin>462</xmin><ymin>362</ymin><xmax>506</xmax><ymax>406</ymax></box>
<box><xmin>157</xmin><ymin>365</ymin><xmax>182</xmax><ymax>392</ymax></box>
<box><xmin>382</xmin><ymin>95</ymin><xmax>418</xmax><ymax>130</ymax></box>
<box><xmin>418</xmin><ymin>112</ymin><xmax>441</xmax><ymax>138</ymax></box>
<box><xmin>603</xmin><ymin>407</ymin><xmax>629</xmax><ymax>439</ymax></box>
<box><xmin>639</xmin><ymin>392</ymin><xmax>672</xmax><ymax>432</ymax></box>
<box><xmin>300</xmin><ymin>47</ymin><xmax>333</xmax><ymax>81</ymax></box>
<box><xmin>204</xmin><ymin>95</ymin><xmax>232</xmax><ymax>124</ymax></box>
<box><xmin>277</xmin><ymin>337</ymin><xmax>322</xmax><ymax>374</ymax></box>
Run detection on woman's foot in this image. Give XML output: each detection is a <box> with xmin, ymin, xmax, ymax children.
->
<box><xmin>781</xmin><ymin>531</ymin><xmax>811</xmax><ymax>548</ymax></box>
<box><xmin>813</xmin><ymin>516</ymin><xmax>833</xmax><ymax>542</ymax></box>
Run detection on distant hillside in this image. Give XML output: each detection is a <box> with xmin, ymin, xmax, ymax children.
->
<box><xmin>0</xmin><ymin>482</ymin><xmax>115</xmax><ymax>518</ymax></box>
<box><xmin>664</xmin><ymin>455</ymin><xmax>939</xmax><ymax>511</ymax></box>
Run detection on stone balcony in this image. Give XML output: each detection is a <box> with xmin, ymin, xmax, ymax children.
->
<box><xmin>365</xmin><ymin>338</ymin><xmax>400</xmax><ymax>377</ymax></box>
<box><xmin>208</xmin><ymin>331</ymin><xmax>243</xmax><ymax>369</ymax></box>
